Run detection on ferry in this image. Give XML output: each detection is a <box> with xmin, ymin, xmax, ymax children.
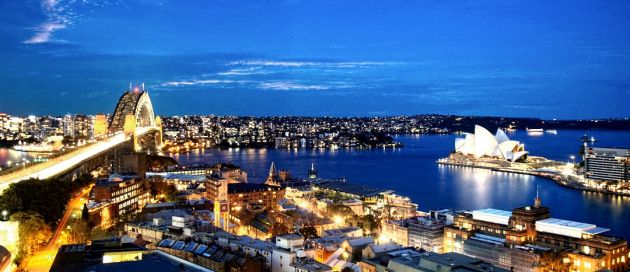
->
<box><xmin>11</xmin><ymin>135</ymin><xmax>63</xmax><ymax>153</ymax></box>
<box><xmin>580</xmin><ymin>134</ymin><xmax>597</xmax><ymax>143</ymax></box>
<box><xmin>526</xmin><ymin>128</ymin><xmax>544</xmax><ymax>135</ymax></box>
<box><xmin>545</xmin><ymin>129</ymin><xmax>558</xmax><ymax>135</ymax></box>
<box><xmin>12</xmin><ymin>143</ymin><xmax>57</xmax><ymax>153</ymax></box>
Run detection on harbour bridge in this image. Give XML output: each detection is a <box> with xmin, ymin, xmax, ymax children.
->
<box><xmin>0</xmin><ymin>87</ymin><xmax>163</xmax><ymax>191</ymax></box>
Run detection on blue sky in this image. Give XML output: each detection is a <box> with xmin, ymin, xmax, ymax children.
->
<box><xmin>1</xmin><ymin>0</ymin><xmax>629</xmax><ymax>118</ymax></box>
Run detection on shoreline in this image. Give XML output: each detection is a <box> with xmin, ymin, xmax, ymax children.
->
<box><xmin>436</xmin><ymin>159</ymin><xmax>630</xmax><ymax>197</ymax></box>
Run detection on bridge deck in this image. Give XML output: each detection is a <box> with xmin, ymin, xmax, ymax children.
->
<box><xmin>0</xmin><ymin>127</ymin><xmax>155</xmax><ymax>191</ymax></box>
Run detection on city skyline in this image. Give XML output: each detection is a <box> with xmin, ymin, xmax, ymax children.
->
<box><xmin>2</xmin><ymin>1</ymin><xmax>630</xmax><ymax>118</ymax></box>
<box><xmin>2</xmin><ymin>2</ymin><xmax>630</xmax><ymax>271</ymax></box>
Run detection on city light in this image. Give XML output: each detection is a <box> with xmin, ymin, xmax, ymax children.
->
<box><xmin>333</xmin><ymin>215</ymin><xmax>344</xmax><ymax>227</ymax></box>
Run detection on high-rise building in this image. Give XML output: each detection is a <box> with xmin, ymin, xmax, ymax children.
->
<box><xmin>62</xmin><ymin>114</ymin><xmax>74</xmax><ymax>137</ymax></box>
<box><xmin>73</xmin><ymin>114</ymin><xmax>93</xmax><ymax>139</ymax></box>
<box><xmin>585</xmin><ymin>147</ymin><xmax>630</xmax><ymax>182</ymax></box>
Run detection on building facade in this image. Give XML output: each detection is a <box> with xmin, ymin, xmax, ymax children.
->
<box><xmin>443</xmin><ymin>197</ymin><xmax>629</xmax><ymax>272</ymax></box>
<box><xmin>585</xmin><ymin>147</ymin><xmax>630</xmax><ymax>182</ymax></box>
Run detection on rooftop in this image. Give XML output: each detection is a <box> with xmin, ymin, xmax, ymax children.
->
<box><xmin>84</xmin><ymin>251</ymin><xmax>210</xmax><ymax>272</ymax></box>
<box><xmin>315</xmin><ymin>180</ymin><xmax>387</xmax><ymax>197</ymax></box>
<box><xmin>471</xmin><ymin>208</ymin><xmax>512</xmax><ymax>225</ymax></box>
<box><xmin>535</xmin><ymin>218</ymin><xmax>609</xmax><ymax>238</ymax></box>
<box><xmin>227</xmin><ymin>183</ymin><xmax>282</xmax><ymax>193</ymax></box>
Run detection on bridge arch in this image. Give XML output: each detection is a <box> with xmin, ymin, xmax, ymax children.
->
<box><xmin>109</xmin><ymin>90</ymin><xmax>156</xmax><ymax>132</ymax></box>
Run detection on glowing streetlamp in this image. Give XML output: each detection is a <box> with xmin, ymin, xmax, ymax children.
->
<box><xmin>333</xmin><ymin>215</ymin><xmax>344</xmax><ymax>227</ymax></box>
<box><xmin>570</xmin><ymin>155</ymin><xmax>575</xmax><ymax>165</ymax></box>
<box><xmin>2</xmin><ymin>210</ymin><xmax>7</xmax><ymax>221</ymax></box>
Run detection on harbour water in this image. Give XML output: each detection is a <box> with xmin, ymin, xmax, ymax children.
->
<box><xmin>0</xmin><ymin>148</ymin><xmax>46</xmax><ymax>168</ymax></box>
<box><xmin>173</xmin><ymin>130</ymin><xmax>630</xmax><ymax>239</ymax></box>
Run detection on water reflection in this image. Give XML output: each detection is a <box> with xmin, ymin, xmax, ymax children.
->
<box><xmin>172</xmin><ymin>130</ymin><xmax>630</xmax><ymax>238</ymax></box>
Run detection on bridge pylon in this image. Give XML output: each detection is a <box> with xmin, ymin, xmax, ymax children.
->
<box><xmin>154</xmin><ymin>116</ymin><xmax>163</xmax><ymax>149</ymax></box>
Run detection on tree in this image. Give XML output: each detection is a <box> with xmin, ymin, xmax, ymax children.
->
<box><xmin>271</xmin><ymin>223</ymin><xmax>289</xmax><ymax>236</ymax></box>
<box><xmin>0</xmin><ymin>177</ymin><xmax>78</xmax><ymax>225</ymax></box>
<box><xmin>299</xmin><ymin>225</ymin><xmax>319</xmax><ymax>239</ymax></box>
<box><xmin>149</xmin><ymin>180</ymin><xmax>178</xmax><ymax>201</ymax></box>
<box><xmin>359</xmin><ymin>214</ymin><xmax>379</xmax><ymax>233</ymax></box>
<box><xmin>10</xmin><ymin>212</ymin><xmax>52</xmax><ymax>264</ymax></box>
<box><xmin>537</xmin><ymin>251</ymin><xmax>570</xmax><ymax>272</ymax></box>
<box><xmin>341</xmin><ymin>267</ymin><xmax>354</xmax><ymax>272</ymax></box>
<box><xmin>68</xmin><ymin>219</ymin><xmax>91</xmax><ymax>244</ymax></box>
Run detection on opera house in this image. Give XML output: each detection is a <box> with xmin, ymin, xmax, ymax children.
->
<box><xmin>454</xmin><ymin>125</ymin><xmax>528</xmax><ymax>162</ymax></box>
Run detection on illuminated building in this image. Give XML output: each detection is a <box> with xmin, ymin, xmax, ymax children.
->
<box><xmin>50</xmin><ymin>239</ymin><xmax>149</xmax><ymax>271</ymax></box>
<box><xmin>156</xmin><ymin>239</ymin><xmax>266</xmax><ymax>271</ymax></box>
<box><xmin>386</xmin><ymin>252</ymin><xmax>509</xmax><ymax>272</ymax></box>
<box><xmin>308</xmin><ymin>163</ymin><xmax>318</xmax><ymax>179</ymax></box>
<box><xmin>62</xmin><ymin>114</ymin><xmax>74</xmax><ymax>137</ymax></box>
<box><xmin>73</xmin><ymin>114</ymin><xmax>93</xmax><ymax>139</ymax></box>
<box><xmin>205</xmin><ymin>175</ymin><xmax>231</xmax><ymax>231</ymax></box>
<box><xmin>584</xmin><ymin>147</ymin><xmax>630</xmax><ymax>182</ymax></box>
<box><xmin>87</xmin><ymin>175</ymin><xmax>150</xmax><ymax>227</ymax></box>
<box><xmin>264</xmin><ymin>162</ymin><xmax>281</xmax><ymax>186</ymax></box>
<box><xmin>443</xmin><ymin>196</ymin><xmax>629</xmax><ymax>272</ymax></box>
<box><xmin>454</xmin><ymin>125</ymin><xmax>528</xmax><ymax>162</ymax></box>
<box><xmin>311</xmin><ymin>236</ymin><xmax>346</xmax><ymax>263</ymax></box>
<box><xmin>92</xmin><ymin>114</ymin><xmax>108</xmax><ymax>139</ymax></box>
<box><xmin>381</xmin><ymin>220</ymin><xmax>409</xmax><ymax>246</ymax></box>
<box><xmin>124</xmin><ymin>209</ymin><xmax>212</xmax><ymax>243</ymax></box>
<box><xmin>225</xmin><ymin>183</ymin><xmax>284</xmax><ymax>213</ymax></box>
<box><xmin>271</xmin><ymin>234</ymin><xmax>308</xmax><ymax>272</ymax></box>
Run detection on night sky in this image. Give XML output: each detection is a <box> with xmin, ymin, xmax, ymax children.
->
<box><xmin>1</xmin><ymin>0</ymin><xmax>629</xmax><ymax>118</ymax></box>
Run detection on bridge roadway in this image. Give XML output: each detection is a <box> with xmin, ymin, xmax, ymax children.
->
<box><xmin>0</xmin><ymin>127</ymin><xmax>156</xmax><ymax>191</ymax></box>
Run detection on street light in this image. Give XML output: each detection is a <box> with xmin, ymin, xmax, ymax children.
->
<box><xmin>2</xmin><ymin>210</ymin><xmax>7</xmax><ymax>221</ymax></box>
<box><xmin>570</xmin><ymin>155</ymin><xmax>575</xmax><ymax>165</ymax></box>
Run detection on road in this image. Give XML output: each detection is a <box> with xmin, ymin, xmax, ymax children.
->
<box><xmin>0</xmin><ymin>127</ymin><xmax>155</xmax><ymax>191</ymax></box>
<box><xmin>23</xmin><ymin>185</ymin><xmax>92</xmax><ymax>272</ymax></box>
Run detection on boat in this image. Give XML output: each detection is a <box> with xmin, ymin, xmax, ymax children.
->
<box><xmin>580</xmin><ymin>134</ymin><xmax>597</xmax><ymax>143</ymax></box>
<box><xmin>12</xmin><ymin>143</ymin><xmax>57</xmax><ymax>153</ymax></box>
<box><xmin>545</xmin><ymin>129</ymin><xmax>558</xmax><ymax>135</ymax></box>
<box><xmin>526</xmin><ymin>128</ymin><xmax>544</xmax><ymax>135</ymax></box>
<box><xmin>11</xmin><ymin>136</ymin><xmax>63</xmax><ymax>153</ymax></box>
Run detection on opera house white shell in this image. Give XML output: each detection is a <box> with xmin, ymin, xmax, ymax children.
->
<box><xmin>455</xmin><ymin>125</ymin><xmax>528</xmax><ymax>162</ymax></box>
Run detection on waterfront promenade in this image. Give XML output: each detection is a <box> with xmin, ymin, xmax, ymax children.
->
<box><xmin>436</xmin><ymin>157</ymin><xmax>630</xmax><ymax>197</ymax></box>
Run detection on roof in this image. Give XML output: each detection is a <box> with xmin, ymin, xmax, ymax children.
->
<box><xmin>471</xmin><ymin>208</ymin><xmax>512</xmax><ymax>225</ymax></box>
<box><xmin>322</xmin><ymin>227</ymin><xmax>361</xmax><ymax>237</ymax></box>
<box><xmin>85</xmin><ymin>251</ymin><xmax>211</xmax><ymax>272</ymax></box>
<box><xmin>227</xmin><ymin>183</ymin><xmax>282</xmax><ymax>194</ymax></box>
<box><xmin>293</xmin><ymin>258</ymin><xmax>332</xmax><ymax>272</ymax></box>
<box><xmin>536</xmin><ymin>218</ymin><xmax>609</xmax><ymax>238</ymax></box>
<box><xmin>163</xmin><ymin>173</ymin><xmax>207</xmax><ymax>181</ymax></box>
<box><xmin>370</xmin><ymin>243</ymin><xmax>402</xmax><ymax>254</ymax></box>
<box><xmin>388</xmin><ymin>252</ymin><xmax>509</xmax><ymax>272</ymax></box>
<box><xmin>347</xmin><ymin>236</ymin><xmax>374</xmax><ymax>247</ymax></box>
<box><xmin>315</xmin><ymin>180</ymin><xmax>387</xmax><ymax>198</ymax></box>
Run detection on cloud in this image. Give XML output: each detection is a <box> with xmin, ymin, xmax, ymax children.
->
<box><xmin>228</xmin><ymin>60</ymin><xmax>391</xmax><ymax>68</ymax></box>
<box><xmin>258</xmin><ymin>82</ymin><xmax>330</xmax><ymax>90</ymax></box>
<box><xmin>23</xmin><ymin>0</ymin><xmax>71</xmax><ymax>44</ymax></box>
<box><xmin>23</xmin><ymin>0</ymin><xmax>122</xmax><ymax>44</ymax></box>
<box><xmin>24</xmin><ymin>22</ymin><xmax>67</xmax><ymax>44</ymax></box>
<box><xmin>217</xmin><ymin>67</ymin><xmax>267</xmax><ymax>76</ymax></box>
<box><xmin>161</xmin><ymin>79</ymin><xmax>237</xmax><ymax>87</ymax></box>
